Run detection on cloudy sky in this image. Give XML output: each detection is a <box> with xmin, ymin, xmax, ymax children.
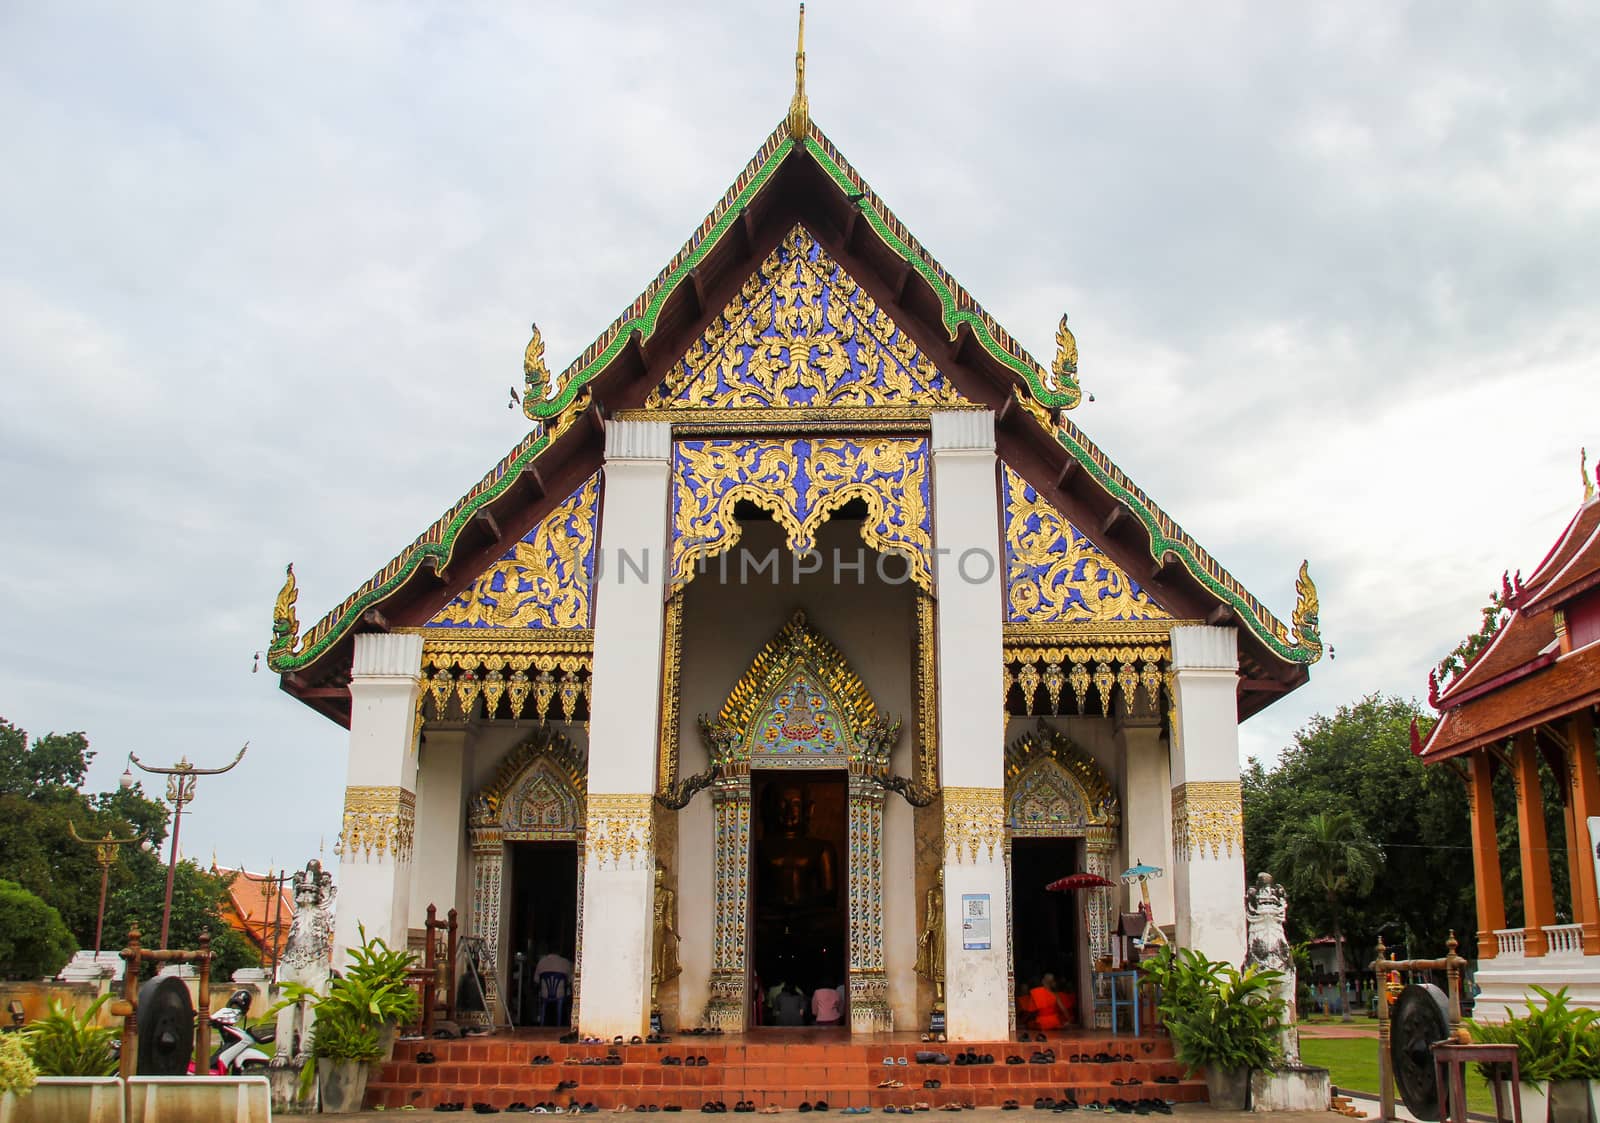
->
<box><xmin>3</xmin><ymin>2</ymin><xmax>1598</xmax><ymax>880</ymax></box>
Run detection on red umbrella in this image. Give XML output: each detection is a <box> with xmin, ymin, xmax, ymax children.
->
<box><xmin>1045</xmin><ymin>873</ymin><xmax>1116</xmax><ymax>980</ymax></box>
<box><xmin>1044</xmin><ymin>873</ymin><xmax>1114</xmax><ymax>892</ymax></box>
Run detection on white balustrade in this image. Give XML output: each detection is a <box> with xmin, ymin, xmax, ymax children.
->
<box><xmin>1494</xmin><ymin>928</ymin><xmax>1527</xmax><ymax>957</ymax></box>
<box><xmin>1543</xmin><ymin>923</ymin><xmax>1585</xmax><ymax>956</ymax></box>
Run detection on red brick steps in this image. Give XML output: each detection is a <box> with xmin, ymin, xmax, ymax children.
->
<box><xmin>370</xmin><ymin>1038</ymin><xmax>1206</xmax><ymax>1114</ymax></box>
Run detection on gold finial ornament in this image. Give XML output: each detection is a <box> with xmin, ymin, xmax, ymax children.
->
<box><xmin>1053</xmin><ymin>313</ymin><xmax>1078</xmax><ymax>377</ymax></box>
<box><xmin>1292</xmin><ymin>560</ymin><xmax>1322</xmax><ymax>656</ymax></box>
<box><xmin>271</xmin><ymin>563</ymin><xmax>299</xmax><ymax>651</ymax></box>
<box><xmin>1584</xmin><ymin>447</ymin><xmax>1594</xmax><ymax>503</ymax></box>
<box><xmin>524</xmin><ymin>322</ymin><xmax>550</xmax><ymax>406</ymax></box>
<box><xmin>787</xmin><ymin>4</ymin><xmax>809</xmax><ymax>141</ymax></box>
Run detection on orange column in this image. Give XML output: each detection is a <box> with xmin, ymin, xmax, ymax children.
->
<box><xmin>1514</xmin><ymin>730</ymin><xmax>1557</xmax><ymax>956</ymax></box>
<box><xmin>1568</xmin><ymin>709</ymin><xmax>1600</xmax><ymax>955</ymax></box>
<box><xmin>1468</xmin><ymin>751</ymin><xmax>1507</xmax><ymax>959</ymax></box>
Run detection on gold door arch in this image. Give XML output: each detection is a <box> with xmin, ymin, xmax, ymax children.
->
<box><xmin>466</xmin><ymin>726</ymin><xmax>588</xmax><ymax>1026</ymax></box>
<box><xmin>699</xmin><ymin>611</ymin><xmax>901</xmax><ymax>1032</ymax></box>
<box><xmin>1004</xmin><ymin>719</ymin><xmax>1120</xmax><ymax>1028</ymax></box>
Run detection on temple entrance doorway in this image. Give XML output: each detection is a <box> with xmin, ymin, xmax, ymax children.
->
<box><xmin>750</xmin><ymin>769</ymin><xmax>848</xmax><ymax>1027</ymax></box>
<box><xmin>1010</xmin><ymin>837</ymin><xmax>1085</xmax><ymax>1029</ymax></box>
<box><xmin>507</xmin><ymin>840</ymin><xmax>578</xmax><ymax>1028</ymax></box>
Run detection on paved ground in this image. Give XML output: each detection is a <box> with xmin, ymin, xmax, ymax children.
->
<box><xmin>330</xmin><ymin>1107</ymin><xmax>1353</xmax><ymax>1122</ymax></box>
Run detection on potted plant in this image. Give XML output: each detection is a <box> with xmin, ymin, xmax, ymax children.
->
<box><xmin>1470</xmin><ymin>987</ymin><xmax>1596</xmax><ymax>1123</ymax></box>
<box><xmin>341</xmin><ymin>926</ymin><xmax>420</xmax><ymax>1062</ymax></box>
<box><xmin>22</xmin><ymin>996</ymin><xmax>118</xmax><ymax>1077</ymax></box>
<box><xmin>269</xmin><ymin>924</ymin><xmax>419</xmax><ymax>1114</ymax></box>
<box><xmin>0</xmin><ymin>1033</ymin><xmax>38</xmax><ymax>1123</ymax></box>
<box><xmin>1145</xmin><ymin>946</ymin><xmax>1286</xmax><ymax>1110</ymax></box>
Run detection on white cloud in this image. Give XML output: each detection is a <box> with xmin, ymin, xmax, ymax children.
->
<box><xmin>2</xmin><ymin>1</ymin><xmax>1599</xmax><ymax>879</ymax></box>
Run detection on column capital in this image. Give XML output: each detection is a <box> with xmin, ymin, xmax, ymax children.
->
<box><xmin>604</xmin><ymin>419</ymin><xmax>672</xmax><ymax>461</ymax></box>
<box><xmin>1170</xmin><ymin>625</ymin><xmax>1238</xmax><ymax>673</ymax></box>
<box><xmin>931</xmin><ymin>410</ymin><xmax>995</xmax><ymax>453</ymax></box>
<box><xmin>351</xmin><ymin>632</ymin><xmax>424</xmax><ymax>680</ymax></box>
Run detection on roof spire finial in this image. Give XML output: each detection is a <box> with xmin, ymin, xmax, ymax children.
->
<box><xmin>1584</xmin><ymin>447</ymin><xmax>1594</xmax><ymax>503</ymax></box>
<box><xmin>787</xmin><ymin>4</ymin><xmax>809</xmax><ymax>141</ymax></box>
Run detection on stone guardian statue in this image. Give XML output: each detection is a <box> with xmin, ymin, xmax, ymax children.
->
<box><xmin>1244</xmin><ymin>871</ymin><xmax>1299</xmax><ymax>1064</ymax></box>
<box><xmin>273</xmin><ymin>859</ymin><xmax>336</xmax><ymax>1065</ymax></box>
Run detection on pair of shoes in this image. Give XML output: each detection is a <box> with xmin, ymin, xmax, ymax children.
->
<box><xmin>418</xmin><ymin>1051</ymin><xmax>438</xmax><ymax>1065</ymax></box>
<box><xmin>913</xmin><ymin>1052</ymin><xmax>949</xmax><ymax>1065</ymax></box>
<box><xmin>508</xmin><ymin>1105</ymin><xmax>531</xmax><ymax>1114</ymax></box>
<box><xmin>434</xmin><ymin>1106</ymin><xmax>465</xmax><ymax>1115</ymax></box>
<box><xmin>732</xmin><ymin>1104</ymin><xmax>756</xmax><ymax>1114</ymax></box>
<box><xmin>1000</xmin><ymin>1101</ymin><xmax>1019</xmax><ymax>1112</ymax></box>
<box><xmin>877</xmin><ymin>1079</ymin><xmax>903</xmax><ymax>1089</ymax></box>
<box><xmin>532</xmin><ymin>1056</ymin><xmax>554</xmax><ymax>1066</ymax></box>
<box><xmin>1033</xmin><ymin>1099</ymin><xmax>1056</xmax><ymax>1111</ymax></box>
<box><xmin>475</xmin><ymin>1106</ymin><xmax>501</xmax><ymax>1116</ymax></box>
<box><xmin>699</xmin><ymin>1102</ymin><xmax>728</xmax><ymax>1114</ymax></box>
<box><xmin>881</xmin><ymin>1056</ymin><xmax>908</xmax><ymax>1066</ymax></box>
<box><xmin>1005</xmin><ymin>1055</ymin><xmax>1024</xmax><ymax>1066</ymax></box>
<box><xmin>921</xmin><ymin>1081</ymin><xmax>940</xmax><ymax>1090</ymax></box>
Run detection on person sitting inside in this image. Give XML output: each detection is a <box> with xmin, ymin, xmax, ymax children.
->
<box><xmin>812</xmin><ymin>982</ymin><xmax>843</xmax><ymax>1026</ymax></box>
<box><xmin>773</xmin><ymin>982</ymin><xmax>807</xmax><ymax>1026</ymax></box>
<box><xmin>1014</xmin><ymin>981</ymin><xmax>1039</xmax><ymax>1030</ymax></box>
<box><xmin>1029</xmin><ymin>973</ymin><xmax>1074</xmax><ymax>1032</ymax></box>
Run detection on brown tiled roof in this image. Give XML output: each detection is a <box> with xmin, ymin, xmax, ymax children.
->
<box><xmin>1424</xmin><ymin>643</ymin><xmax>1600</xmax><ymax>759</ymax></box>
<box><xmin>1435</xmin><ymin>608</ymin><xmax>1555</xmax><ymax>704</ymax></box>
<box><xmin>1523</xmin><ymin>517</ymin><xmax>1600</xmax><ymax>612</ymax></box>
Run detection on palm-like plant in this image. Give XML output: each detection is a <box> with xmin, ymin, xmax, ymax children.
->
<box><xmin>1279</xmin><ymin>810</ymin><xmax>1382</xmax><ymax>1022</ymax></box>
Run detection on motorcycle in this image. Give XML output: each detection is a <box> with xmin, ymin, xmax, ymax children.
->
<box><xmin>188</xmin><ymin>988</ymin><xmax>274</xmax><ymax>1075</ymax></box>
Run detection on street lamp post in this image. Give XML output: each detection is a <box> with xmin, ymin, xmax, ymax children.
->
<box><xmin>67</xmin><ymin>822</ymin><xmax>143</xmax><ymax>956</ymax></box>
<box><xmin>129</xmin><ymin>744</ymin><xmax>248</xmax><ymax>949</ymax></box>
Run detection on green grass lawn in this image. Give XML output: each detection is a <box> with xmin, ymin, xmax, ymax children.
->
<box><xmin>1298</xmin><ymin>1037</ymin><xmax>1501</xmax><ymax>1117</ymax></box>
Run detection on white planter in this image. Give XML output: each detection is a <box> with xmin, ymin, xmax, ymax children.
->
<box><xmin>1586</xmin><ymin>1080</ymin><xmax>1600</xmax><ymax>1123</ymax></box>
<box><xmin>128</xmin><ymin>1075</ymin><xmax>271</xmax><ymax>1123</ymax></box>
<box><xmin>0</xmin><ymin>1078</ymin><xmax>123</xmax><ymax>1123</ymax></box>
<box><xmin>1518</xmin><ymin>1080</ymin><xmax>1552</xmax><ymax>1123</ymax></box>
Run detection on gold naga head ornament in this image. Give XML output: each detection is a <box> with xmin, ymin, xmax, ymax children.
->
<box><xmin>271</xmin><ymin>562</ymin><xmax>299</xmax><ymax>650</ymax></box>
<box><xmin>524</xmin><ymin>322</ymin><xmax>550</xmax><ymax>403</ymax></box>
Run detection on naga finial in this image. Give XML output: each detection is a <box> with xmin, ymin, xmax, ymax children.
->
<box><xmin>1051</xmin><ymin>313</ymin><xmax>1085</xmax><ymax>409</ymax></box>
<box><xmin>271</xmin><ymin>563</ymin><xmax>299</xmax><ymax>652</ymax></box>
<box><xmin>523</xmin><ymin>322</ymin><xmax>550</xmax><ymax>415</ymax></box>
<box><xmin>787</xmin><ymin>4</ymin><xmax>809</xmax><ymax>141</ymax></box>
<box><xmin>1292</xmin><ymin>560</ymin><xmax>1322</xmax><ymax>657</ymax></box>
<box><xmin>1584</xmin><ymin>447</ymin><xmax>1594</xmax><ymax>503</ymax></box>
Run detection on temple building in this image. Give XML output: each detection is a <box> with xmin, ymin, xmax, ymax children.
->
<box><xmin>268</xmin><ymin>22</ymin><xmax>1321</xmax><ymax>1040</ymax></box>
<box><xmin>1419</xmin><ymin>461</ymin><xmax>1600</xmax><ymax>1018</ymax></box>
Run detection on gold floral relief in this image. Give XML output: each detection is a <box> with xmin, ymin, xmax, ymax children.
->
<box><xmin>1002</xmin><ymin>465</ymin><xmax>1170</xmax><ymax>624</ymax></box>
<box><xmin>427</xmin><ymin>472</ymin><xmax>601</xmax><ymax>630</ymax></box>
<box><xmin>585</xmin><ymin>793</ymin><xmax>654</xmax><ymax>870</ymax></box>
<box><xmin>670</xmin><ymin>437</ymin><xmax>933</xmax><ymax>592</ymax></box>
<box><xmin>338</xmin><ymin>786</ymin><xmax>417</xmax><ymax>864</ymax></box>
<box><xmin>1170</xmin><ymin>780</ymin><xmax>1242</xmax><ymax>861</ymax></box>
<box><xmin>645</xmin><ymin>225</ymin><xmax>964</xmax><ymax>411</ymax></box>
<box><xmin>943</xmin><ymin>786</ymin><xmax>1006</xmax><ymax>865</ymax></box>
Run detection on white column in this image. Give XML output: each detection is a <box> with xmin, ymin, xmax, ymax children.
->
<box><xmin>1168</xmin><ymin>624</ymin><xmax>1245</xmax><ymax>964</ymax></box>
<box><xmin>1117</xmin><ymin>713</ymin><xmax>1175</xmax><ymax>924</ymax></box>
<box><xmin>577</xmin><ymin>419</ymin><xmax>671</xmax><ymax>1039</ymax></box>
<box><xmin>409</xmin><ymin>727</ymin><xmax>473</xmax><ymax>928</ymax></box>
<box><xmin>930</xmin><ymin>410</ymin><xmax>1011</xmax><ymax>1040</ymax></box>
<box><xmin>335</xmin><ymin>631</ymin><xmax>424</xmax><ymax>969</ymax></box>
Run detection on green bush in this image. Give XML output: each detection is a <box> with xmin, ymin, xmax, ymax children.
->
<box><xmin>0</xmin><ymin>880</ymin><xmax>76</xmax><ymax>980</ymax></box>
<box><xmin>1469</xmin><ymin>986</ymin><xmax>1599</xmax><ymax>1084</ymax></box>
<box><xmin>1144</xmin><ymin>945</ymin><xmax>1286</xmax><ymax>1075</ymax></box>
<box><xmin>0</xmin><ymin>1031</ymin><xmax>38</xmax><ymax>1096</ymax></box>
<box><xmin>23</xmin><ymin>995</ymin><xmax>118</xmax><ymax>1077</ymax></box>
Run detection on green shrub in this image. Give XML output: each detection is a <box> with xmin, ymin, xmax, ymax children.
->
<box><xmin>1144</xmin><ymin>945</ymin><xmax>1286</xmax><ymax>1075</ymax></box>
<box><xmin>0</xmin><ymin>1032</ymin><xmax>38</xmax><ymax>1096</ymax></box>
<box><xmin>0</xmin><ymin>880</ymin><xmax>76</xmax><ymax>980</ymax></box>
<box><xmin>1469</xmin><ymin>986</ymin><xmax>1599</xmax><ymax>1084</ymax></box>
<box><xmin>23</xmin><ymin>994</ymin><xmax>118</xmax><ymax>1077</ymax></box>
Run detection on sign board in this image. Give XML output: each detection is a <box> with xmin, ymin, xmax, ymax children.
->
<box><xmin>961</xmin><ymin>893</ymin><xmax>991</xmax><ymax>951</ymax></box>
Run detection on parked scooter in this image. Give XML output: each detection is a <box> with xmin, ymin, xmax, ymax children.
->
<box><xmin>190</xmin><ymin>988</ymin><xmax>274</xmax><ymax>1075</ymax></box>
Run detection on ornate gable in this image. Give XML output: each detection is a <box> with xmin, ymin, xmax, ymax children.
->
<box><xmin>426</xmin><ymin>471</ymin><xmax>601</xmax><ymax>630</ymax></box>
<box><xmin>645</xmin><ymin>225</ymin><xmax>965</xmax><ymax>411</ymax></box>
<box><xmin>1001</xmin><ymin>464</ymin><xmax>1170</xmax><ymax>625</ymax></box>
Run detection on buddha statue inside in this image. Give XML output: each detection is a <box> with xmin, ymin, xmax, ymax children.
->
<box><xmin>753</xmin><ymin>777</ymin><xmax>845</xmax><ymax>1009</ymax></box>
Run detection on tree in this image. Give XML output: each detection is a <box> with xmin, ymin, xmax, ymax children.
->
<box><xmin>0</xmin><ymin>880</ymin><xmax>77</xmax><ymax>979</ymax></box>
<box><xmin>1243</xmin><ymin>695</ymin><xmax>1475</xmax><ymax>978</ymax></box>
<box><xmin>0</xmin><ymin>717</ymin><xmax>249</xmax><ymax>976</ymax></box>
<box><xmin>1279</xmin><ymin>811</ymin><xmax>1382</xmax><ymax>1020</ymax></box>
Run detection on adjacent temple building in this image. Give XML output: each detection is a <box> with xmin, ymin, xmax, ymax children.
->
<box><xmin>268</xmin><ymin>17</ymin><xmax>1321</xmax><ymax>1040</ymax></box>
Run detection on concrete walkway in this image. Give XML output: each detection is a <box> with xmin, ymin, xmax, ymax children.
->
<box><xmin>331</xmin><ymin>1107</ymin><xmax>1352</xmax><ymax>1122</ymax></box>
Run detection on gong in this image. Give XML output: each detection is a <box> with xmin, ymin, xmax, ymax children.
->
<box><xmin>1390</xmin><ymin>983</ymin><xmax>1450</xmax><ymax>1121</ymax></box>
<box><xmin>136</xmin><ymin>974</ymin><xmax>195</xmax><ymax>1076</ymax></box>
